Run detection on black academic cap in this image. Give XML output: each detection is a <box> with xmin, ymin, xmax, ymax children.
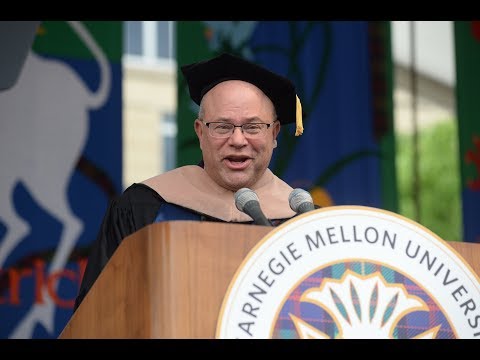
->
<box><xmin>181</xmin><ymin>53</ymin><xmax>303</xmax><ymax>136</ymax></box>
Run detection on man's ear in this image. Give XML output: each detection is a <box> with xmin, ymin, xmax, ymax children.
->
<box><xmin>273</xmin><ymin>120</ymin><xmax>281</xmax><ymax>141</ymax></box>
<box><xmin>194</xmin><ymin>119</ymin><xmax>203</xmax><ymax>150</ymax></box>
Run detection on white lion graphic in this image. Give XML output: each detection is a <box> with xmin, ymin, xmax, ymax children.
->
<box><xmin>0</xmin><ymin>21</ymin><xmax>111</xmax><ymax>338</ymax></box>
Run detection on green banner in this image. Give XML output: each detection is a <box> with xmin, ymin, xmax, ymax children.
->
<box><xmin>33</xmin><ymin>21</ymin><xmax>122</xmax><ymax>61</ymax></box>
<box><xmin>454</xmin><ymin>21</ymin><xmax>480</xmax><ymax>243</ymax></box>
<box><xmin>176</xmin><ymin>21</ymin><xmax>212</xmax><ymax>166</ymax></box>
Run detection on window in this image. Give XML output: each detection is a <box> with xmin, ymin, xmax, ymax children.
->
<box><xmin>124</xmin><ymin>21</ymin><xmax>176</xmax><ymax>66</ymax></box>
<box><xmin>124</xmin><ymin>21</ymin><xmax>143</xmax><ymax>56</ymax></box>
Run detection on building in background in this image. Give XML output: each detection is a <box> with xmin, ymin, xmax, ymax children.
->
<box><xmin>123</xmin><ymin>21</ymin><xmax>177</xmax><ymax>189</ymax></box>
<box><xmin>391</xmin><ymin>21</ymin><xmax>455</xmax><ymax>134</ymax></box>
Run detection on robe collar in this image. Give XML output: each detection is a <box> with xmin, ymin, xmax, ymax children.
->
<box><xmin>142</xmin><ymin>165</ymin><xmax>296</xmax><ymax>222</ymax></box>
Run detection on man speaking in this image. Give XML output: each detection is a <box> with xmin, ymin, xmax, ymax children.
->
<box><xmin>74</xmin><ymin>52</ymin><xmax>311</xmax><ymax>311</ymax></box>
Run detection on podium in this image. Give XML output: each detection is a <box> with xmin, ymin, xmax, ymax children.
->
<box><xmin>59</xmin><ymin>221</ymin><xmax>480</xmax><ymax>339</ymax></box>
<box><xmin>60</xmin><ymin>221</ymin><xmax>271</xmax><ymax>338</ymax></box>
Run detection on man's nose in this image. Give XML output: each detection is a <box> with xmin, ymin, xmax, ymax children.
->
<box><xmin>229</xmin><ymin>127</ymin><xmax>248</xmax><ymax>145</ymax></box>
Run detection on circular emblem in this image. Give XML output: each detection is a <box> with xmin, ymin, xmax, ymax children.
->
<box><xmin>216</xmin><ymin>206</ymin><xmax>480</xmax><ymax>339</ymax></box>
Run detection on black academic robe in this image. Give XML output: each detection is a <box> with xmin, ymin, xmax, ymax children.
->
<box><xmin>74</xmin><ymin>183</ymin><xmax>160</xmax><ymax>311</ymax></box>
<box><xmin>74</xmin><ymin>183</ymin><xmax>295</xmax><ymax>311</ymax></box>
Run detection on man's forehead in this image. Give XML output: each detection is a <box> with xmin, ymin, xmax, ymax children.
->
<box><xmin>202</xmin><ymin>81</ymin><xmax>275</xmax><ymax>116</ymax></box>
<box><xmin>204</xmin><ymin>80</ymin><xmax>272</xmax><ymax>102</ymax></box>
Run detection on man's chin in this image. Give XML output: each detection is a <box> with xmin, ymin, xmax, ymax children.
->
<box><xmin>223</xmin><ymin>176</ymin><xmax>253</xmax><ymax>192</ymax></box>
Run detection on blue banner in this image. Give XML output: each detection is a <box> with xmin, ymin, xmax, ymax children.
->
<box><xmin>177</xmin><ymin>21</ymin><xmax>396</xmax><ymax>210</ymax></box>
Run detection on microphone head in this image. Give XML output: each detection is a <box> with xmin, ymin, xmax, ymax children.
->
<box><xmin>289</xmin><ymin>188</ymin><xmax>314</xmax><ymax>213</ymax></box>
<box><xmin>235</xmin><ymin>188</ymin><xmax>259</xmax><ymax>212</ymax></box>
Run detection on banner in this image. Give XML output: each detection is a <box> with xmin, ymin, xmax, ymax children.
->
<box><xmin>454</xmin><ymin>21</ymin><xmax>480</xmax><ymax>243</ymax></box>
<box><xmin>176</xmin><ymin>21</ymin><xmax>397</xmax><ymax>212</ymax></box>
<box><xmin>0</xmin><ymin>21</ymin><xmax>122</xmax><ymax>338</ymax></box>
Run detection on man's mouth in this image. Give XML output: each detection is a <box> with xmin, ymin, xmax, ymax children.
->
<box><xmin>224</xmin><ymin>156</ymin><xmax>251</xmax><ymax>170</ymax></box>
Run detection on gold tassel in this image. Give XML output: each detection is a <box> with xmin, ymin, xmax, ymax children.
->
<box><xmin>295</xmin><ymin>95</ymin><xmax>303</xmax><ymax>136</ymax></box>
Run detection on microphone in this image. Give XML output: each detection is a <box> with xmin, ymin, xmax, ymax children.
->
<box><xmin>289</xmin><ymin>188</ymin><xmax>316</xmax><ymax>214</ymax></box>
<box><xmin>235</xmin><ymin>188</ymin><xmax>272</xmax><ymax>226</ymax></box>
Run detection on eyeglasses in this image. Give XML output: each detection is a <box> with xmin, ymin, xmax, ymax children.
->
<box><xmin>202</xmin><ymin>121</ymin><xmax>276</xmax><ymax>139</ymax></box>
